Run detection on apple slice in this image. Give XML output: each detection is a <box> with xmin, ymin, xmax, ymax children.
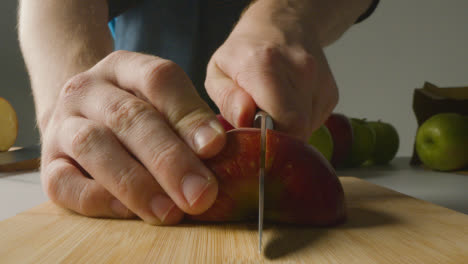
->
<box><xmin>0</xmin><ymin>97</ymin><xmax>18</xmax><ymax>151</ymax></box>
<box><xmin>190</xmin><ymin>128</ymin><xmax>346</xmax><ymax>226</ymax></box>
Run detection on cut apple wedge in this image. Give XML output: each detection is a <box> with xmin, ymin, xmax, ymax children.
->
<box><xmin>189</xmin><ymin>128</ymin><xmax>346</xmax><ymax>226</ymax></box>
<box><xmin>0</xmin><ymin>97</ymin><xmax>18</xmax><ymax>151</ymax></box>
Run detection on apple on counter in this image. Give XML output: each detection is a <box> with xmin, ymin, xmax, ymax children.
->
<box><xmin>342</xmin><ymin>118</ymin><xmax>376</xmax><ymax>168</ymax></box>
<box><xmin>191</xmin><ymin>116</ymin><xmax>346</xmax><ymax>225</ymax></box>
<box><xmin>366</xmin><ymin>121</ymin><xmax>399</xmax><ymax>165</ymax></box>
<box><xmin>307</xmin><ymin>125</ymin><xmax>334</xmax><ymax>162</ymax></box>
<box><xmin>416</xmin><ymin>113</ymin><xmax>468</xmax><ymax>171</ymax></box>
<box><xmin>0</xmin><ymin>97</ymin><xmax>18</xmax><ymax>152</ymax></box>
<box><xmin>324</xmin><ymin>113</ymin><xmax>353</xmax><ymax>168</ymax></box>
<box><xmin>324</xmin><ymin>113</ymin><xmax>400</xmax><ymax>168</ymax></box>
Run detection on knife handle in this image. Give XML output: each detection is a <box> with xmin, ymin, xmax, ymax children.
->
<box><xmin>253</xmin><ymin>111</ymin><xmax>274</xmax><ymax>130</ymax></box>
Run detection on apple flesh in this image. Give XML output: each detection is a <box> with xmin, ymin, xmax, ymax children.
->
<box><xmin>324</xmin><ymin>113</ymin><xmax>353</xmax><ymax>168</ymax></box>
<box><xmin>0</xmin><ymin>97</ymin><xmax>18</xmax><ymax>152</ymax></box>
<box><xmin>190</xmin><ymin>128</ymin><xmax>346</xmax><ymax>225</ymax></box>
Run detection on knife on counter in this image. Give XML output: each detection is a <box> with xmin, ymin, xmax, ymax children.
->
<box><xmin>253</xmin><ymin>111</ymin><xmax>274</xmax><ymax>253</ymax></box>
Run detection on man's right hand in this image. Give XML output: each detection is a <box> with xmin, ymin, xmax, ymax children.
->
<box><xmin>40</xmin><ymin>51</ymin><xmax>226</xmax><ymax>225</ymax></box>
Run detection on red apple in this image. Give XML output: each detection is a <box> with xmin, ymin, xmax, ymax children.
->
<box><xmin>216</xmin><ymin>114</ymin><xmax>235</xmax><ymax>131</ymax></box>
<box><xmin>324</xmin><ymin>113</ymin><xmax>353</xmax><ymax>168</ymax></box>
<box><xmin>189</xmin><ymin>128</ymin><xmax>346</xmax><ymax>225</ymax></box>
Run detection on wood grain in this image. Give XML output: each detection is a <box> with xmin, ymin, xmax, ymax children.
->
<box><xmin>0</xmin><ymin>177</ymin><xmax>467</xmax><ymax>264</ymax></box>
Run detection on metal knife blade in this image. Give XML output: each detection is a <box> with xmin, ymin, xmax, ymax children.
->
<box><xmin>254</xmin><ymin>111</ymin><xmax>274</xmax><ymax>253</ymax></box>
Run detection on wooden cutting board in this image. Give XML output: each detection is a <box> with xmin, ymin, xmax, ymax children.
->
<box><xmin>0</xmin><ymin>177</ymin><xmax>467</xmax><ymax>263</ymax></box>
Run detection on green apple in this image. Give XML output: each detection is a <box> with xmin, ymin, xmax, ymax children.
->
<box><xmin>344</xmin><ymin>118</ymin><xmax>376</xmax><ymax>167</ymax></box>
<box><xmin>366</xmin><ymin>121</ymin><xmax>399</xmax><ymax>165</ymax></box>
<box><xmin>416</xmin><ymin>113</ymin><xmax>468</xmax><ymax>171</ymax></box>
<box><xmin>308</xmin><ymin>125</ymin><xmax>334</xmax><ymax>162</ymax></box>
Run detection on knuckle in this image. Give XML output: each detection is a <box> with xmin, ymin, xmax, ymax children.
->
<box><xmin>42</xmin><ymin>162</ymin><xmax>71</xmax><ymax>204</ymax></box>
<box><xmin>114</xmin><ymin>165</ymin><xmax>140</xmax><ymax>200</ymax></box>
<box><xmin>283</xmin><ymin>111</ymin><xmax>310</xmax><ymax>132</ymax></box>
<box><xmin>104</xmin><ymin>50</ymin><xmax>130</xmax><ymax>65</ymax></box>
<box><xmin>77</xmin><ymin>182</ymin><xmax>96</xmax><ymax>216</ymax></box>
<box><xmin>142</xmin><ymin>59</ymin><xmax>181</xmax><ymax>91</ymax></box>
<box><xmin>303</xmin><ymin>53</ymin><xmax>317</xmax><ymax>66</ymax></box>
<box><xmin>169</xmin><ymin>105</ymin><xmax>207</xmax><ymax>131</ymax></box>
<box><xmin>61</xmin><ymin>72</ymin><xmax>93</xmax><ymax>100</ymax></box>
<box><xmin>107</xmin><ymin>99</ymin><xmax>154</xmax><ymax>134</ymax></box>
<box><xmin>300</xmin><ymin>53</ymin><xmax>317</xmax><ymax>73</ymax></box>
<box><xmin>219</xmin><ymin>89</ymin><xmax>232</xmax><ymax>119</ymax></box>
<box><xmin>42</xmin><ymin>168</ymin><xmax>61</xmax><ymax>203</ymax></box>
<box><xmin>149</xmin><ymin>141</ymin><xmax>180</xmax><ymax>173</ymax></box>
<box><xmin>251</xmin><ymin>43</ymin><xmax>282</xmax><ymax>66</ymax></box>
<box><xmin>71</xmin><ymin>124</ymin><xmax>108</xmax><ymax>159</ymax></box>
<box><xmin>289</xmin><ymin>112</ymin><xmax>309</xmax><ymax>127</ymax></box>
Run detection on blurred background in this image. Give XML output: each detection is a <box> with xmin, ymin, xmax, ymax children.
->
<box><xmin>1</xmin><ymin>0</ymin><xmax>467</xmax><ymax>156</ymax></box>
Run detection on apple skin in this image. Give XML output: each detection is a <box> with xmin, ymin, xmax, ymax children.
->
<box><xmin>189</xmin><ymin>128</ymin><xmax>346</xmax><ymax>225</ymax></box>
<box><xmin>308</xmin><ymin>125</ymin><xmax>334</xmax><ymax>162</ymax></box>
<box><xmin>416</xmin><ymin>113</ymin><xmax>468</xmax><ymax>171</ymax></box>
<box><xmin>343</xmin><ymin>118</ymin><xmax>376</xmax><ymax>168</ymax></box>
<box><xmin>324</xmin><ymin>113</ymin><xmax>353</xmax><ymax>168</ymax></box>
<box><xmin>366</xmin><ymin>121</ymin><xmax>399</xmax><ymax>165</ymax></box>
<box><xmin>216</xmin><ymin>114</ymin><xmax>235</xmax><ymax>131</ymax></box>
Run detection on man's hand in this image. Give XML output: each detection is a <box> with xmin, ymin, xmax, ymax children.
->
<box><xmin>206</xmin><ymin>33</ymin><xmax>338</xmax><ymax>140</ymax></box>
<box><xmin>206</xmin><ymin>0</ymin><xmax>372</xmax><ymax>140</ymax></box>
<box><xmin>41</xmin><ymin>51</ymin><xmax>225</xmax><ymax>224</ymax></box>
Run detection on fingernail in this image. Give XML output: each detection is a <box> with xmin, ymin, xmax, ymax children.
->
<box><xmin>111</xmin><ymin>199</ymin><xmax>129</xmax><ymax>217</ymax></box>
<box><xmin>182</xmin><ymin>174</ymin><xmax>211</xmax><ymax>207</ymax></box>
<box><xmin>194</xmin><ymin>120</ymin><xmax>224</xmax><ymax>153</ymax></box>
<box><xmin>151</xmin><ymin>194</ymin><xmax>176</xmax><ymax>223</ymax></box>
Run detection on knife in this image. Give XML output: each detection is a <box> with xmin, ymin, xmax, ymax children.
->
<box><xmin>254</xmin><ymin>111</ymin><xmax>274</xmax><ymax>253</ymax></box>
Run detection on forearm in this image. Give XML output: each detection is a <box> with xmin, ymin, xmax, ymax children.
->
<box><xmin>18</xmin><ymin>0</ymin><xmax>113</xmax><ymax>131</ymax></box>
<box><xmin>238</xmin><ymin>0</ymin><xmax>373</xmax><ymax>47</ymax></box>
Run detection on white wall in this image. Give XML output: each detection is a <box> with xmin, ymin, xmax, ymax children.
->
<box><xmin>1</xmin><ymin>0</ymin><xmax>467</xmax><ymax>156</ymax></box>
<box><xmin>326</xmin><ymin>0</ymin><xmax>468</xmax><ymax>156</ymax></box>
<box><xmin>0</xmin><ymin>0</ymin><xmax>39</xmax><ymax>147</ymax></box>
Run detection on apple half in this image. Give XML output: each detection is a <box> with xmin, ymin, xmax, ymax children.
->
<box><xmin>190</xmin><ymin>128</ymin><xmax>346</xmax><ymax>226</ymax></box>
<box><xmin>0</xmin><ymin>97</ymin><xmax>18</xmax><ymax>152</ymax></box>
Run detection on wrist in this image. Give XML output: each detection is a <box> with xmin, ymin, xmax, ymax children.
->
<box><xmin>235</xmin><ymin>0</ymin><xmax>315</xmax><ymax>47</ymax></box>
<box><xmin>237</xmin><ymin>0</ymin><xmax>373</xmax><ymax>47</ymax></box>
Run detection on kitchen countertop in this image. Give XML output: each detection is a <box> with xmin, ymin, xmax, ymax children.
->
<box><xmin>0</xmin><ymin>157</ymin><xmax>466</xmax><ymax>221</ymax></box>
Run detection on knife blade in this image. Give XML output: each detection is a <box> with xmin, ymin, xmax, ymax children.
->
<box><xmin>254</xmin><ymin>111</ymin><xmax>274</xmax><ymax>253</ymax></box>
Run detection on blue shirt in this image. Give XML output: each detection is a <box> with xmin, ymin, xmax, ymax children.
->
<box><xmin>109</xmin><ymin>0</ymin><xmax>250</xmax><ymax>112</ymax></box>
<box><xmin>108</xmin><ymin>0</ymin><xmax>379</xmax><ymax>112</ymax></box>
